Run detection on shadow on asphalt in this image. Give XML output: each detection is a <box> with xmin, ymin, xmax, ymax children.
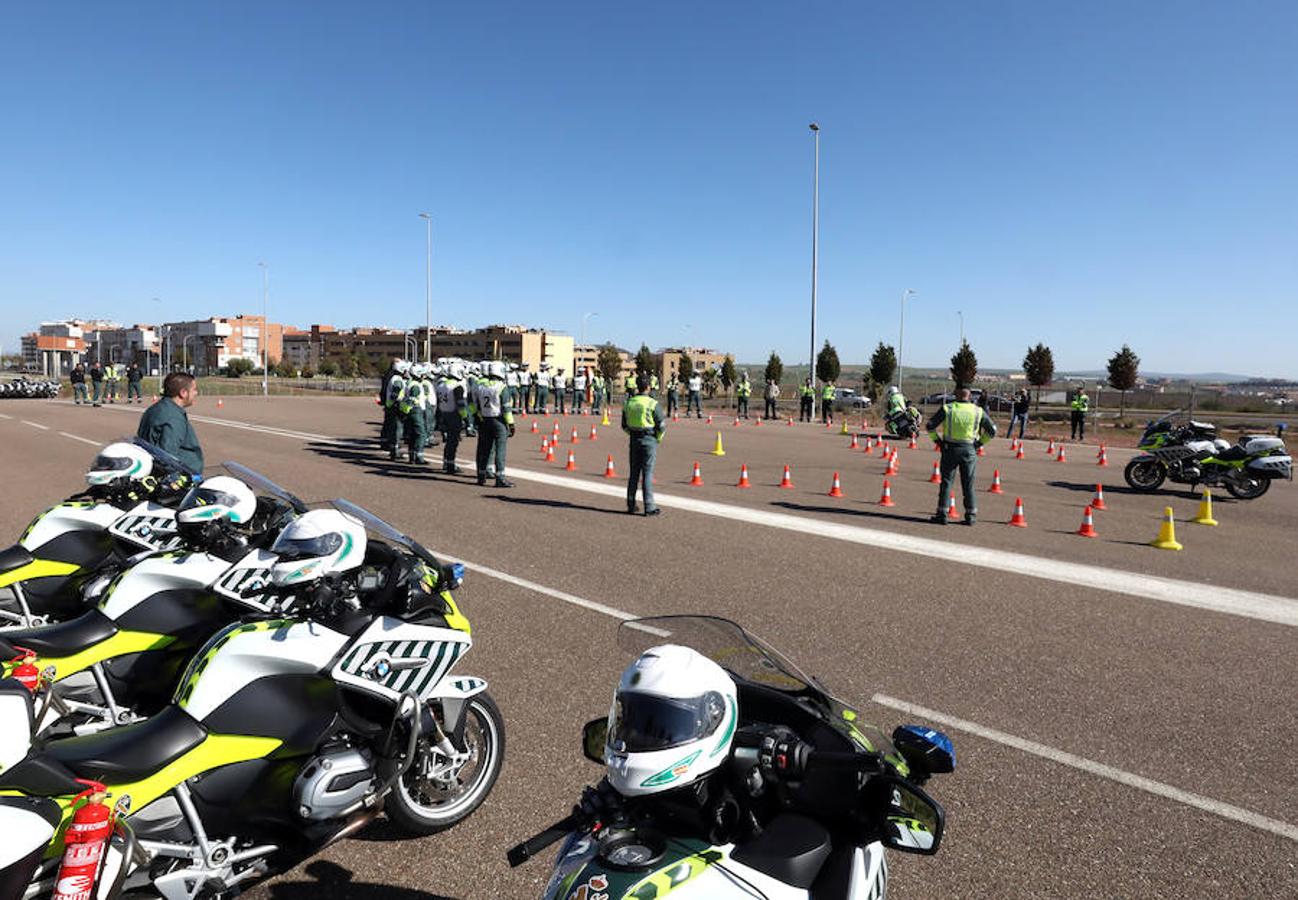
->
<box><xmin>305</xmin><ymin>442</ymin><xmax>456</xmax><ymax>481</ymax></box>
<box><xmin>770</xmin><ymin>500</ymin><xmax>931</xmax><ymax>524</ymax></box>
<box><xmin>488</xmin><ymin>496</ymin><xmax>627</xmax><ymax>516</ymax></box>
<box><xmin>1045</xmin><ymin>479</ymin><xmax>1219</xmax><ymax>501</ymax></box>
<box><xmin>264</xmin><ymin>860</ymin><xmax>458</xmax><ymax>900</ymax></box>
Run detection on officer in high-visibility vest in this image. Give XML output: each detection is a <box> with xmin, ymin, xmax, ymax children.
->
<box><xmin>1070</xmin><ymin>388</ymin><xmax>1090</xmax><ymax>441</ymax></box>
<box><xmin>396</xmin><ymin>363</ymin><xmax>430</xmax><ymax>464</ymax></box>
<box><xmin>665</xmin><ymin>374</ymin><xmax>680</xmax><ymax>417</ymax></box>
<box><xmin>799</xmin><ymin>378</ymin><xmax>814</xmax><ymax>422</ymax></box>
<box><xmin>622</xmin><ymin>373</ymin><xmax>666</xmax><ymax>516</ymax></box>
<box><xmin>623</xmin><ymin>371</ymin><xmax>637</xmax><ymax>399</ymax></box>
<box><xmin>104</xmin><ymin>363</ymin><xmax>120</xmax><ymax>404</ymax></box>
<box><xmin>382</xmin><ymin>359</ymin><xmax>409</xmax><ymax>453</ymax></box>
<box><xmin>471</xmin><ymin>360</ymin><xmax>516</xmax><ymax>487</ymax></box>
<box><xmin>821</xmin><ymin>381</ymin><xmax>836</xmax><ymax>424</ymax></box>
<box><xmin>686</xmin><ymin>373</ymin><xmax>703</xmax><ymax>418</ymax></box>
<box><xmin>649</xmin><ymin>373</ymin><xmax>659</xmax><ymax>398</ymax></box>
<box><xmin>421</xmin><ymin>364</ymin><xmax>439</xmax><ymax>449</ymax></box>
<box><xmin>573</xmin><ymin>368</ymin><xmax>588</xmax><ymax>415</ymax></box>
<box><xmin>435</xmin><ymin>361</ymin><xmax>469</xmax><ymax>475</ymax></box>
<box><xmin>735</xmin><ymin>373</ymin><xmax>752</xmax><ymax>419</ymax></box>
<box><xmin>591</xmin><ymin>372</ymin><xmax>605</xmax><ymax>416</ymax></box>
<box><xmin>552</xmin><ymin>367</ymin><xmax>568</xmax><ymax>415</ymax></box>
<box><xmin>926</xmin><ymin>387</ymin><xmax>997</xmax><ymax>525</ymax></box>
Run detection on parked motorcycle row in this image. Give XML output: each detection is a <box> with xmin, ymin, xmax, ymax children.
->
<box><xmin>0</xmin><ymin>378</ymin><xmax>61</xmax><ymax>400</ymax></box>
<box><xmin>0</xmin><ymin>439</ymin><xmax>954</xmax><ymax>900</ymax></box>
<box><xmin>1123</xmin><ymin>411</ymin><xmax>1292</xmax><ymax>499</ymax></box>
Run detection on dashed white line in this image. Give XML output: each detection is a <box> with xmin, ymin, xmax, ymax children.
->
<box><xmin>870</xmin><ymin>693</ymin><xmax>1298</xmax><ymax>844</ymax></box>
<box><xmin>22</xmin><ymin>420</ymin><xmax>50</xmax><ymax>430</ymax></box>
<box><xmin>0</xmin><ymin>413</ymin><xmax>11</xmax><ymax>419</ymax></box>
<box><xmin>59</xmin><ymin>432</ymin><xmax>101</xmax><ymax>446</ymax></box>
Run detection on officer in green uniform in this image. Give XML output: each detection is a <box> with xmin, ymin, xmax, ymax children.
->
<box><xmin>381</xmin><ymin>359</ymin><xmax>409</xmax><ymax>451</ymax></box>
<box><xmin>535</xmin><ymin>363</ymin><xmax>550</xmax><ymax>414</ymax></box>
<box><xmin>649</xmin><ymin>372</ymin><xmax>659</xmax><ymax>398</ymax></box>
<box><xmin>397</xmin><ymin>363</ymin><xmax>430</xmax><ymax>464</ymax></box>
<box><xmin>591</xmin><ymin>372</ymin><xmax>605</xmax><ymax>416</ymax></box>
<box><xmin>435</xmin><ymin>362</ymin><xmax>469</xmax><ymax>475</ymax></box>
<box><xmin>622</xmin><ymin>374</ymin><xmax>666</xmax><ymax>516</ymax></box>
<box><xmin>926</xmin><ymin>387</ymin><xmax>997</xmax><ymax>525</ymax></box>
<box><xmin>821</xmin><ymin>381</ymin><xmax>835</xmax><ymax>424</ymax></box>
<box><xmin>735</xmin><ymin>374</ymin><xmax>752</xmax><ymax>419</ymax></box>
<box><xmin>471</xmin><ymin>360</ymin><xmax>516</xmax><ymax>487</ymax></box>
<box><xmin>799</xmin><ymin>378</ymin><xmax>814</xmax><ymax>422</ymax></box>
<box><xmin>623</xmin><ymin>371</ymin><xmax>636</xmax><ymax>401</ymax></box>
<box><xmin>137</xmin><ymin>373</ymin><xmax>204</xmax><ymax>474</ymax></box>
<box><xmin>1070</xmin><ymin>388</ymin><xmax>1090</xmax><ymax>441</ymax></box>
<box><xmin>104</xmin><ymin>363</ymin><xmax>120</xmax><ymax>404</ymax></box>
<box><xmin>421</xmin><ymin>364</ymin><xmax>439</xmax><ymax>450</ymax></box>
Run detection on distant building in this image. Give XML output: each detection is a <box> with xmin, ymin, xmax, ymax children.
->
<box><xmin>655</xmin><ymin>347</ymin><xmax>729</xmax><ymax>380</ymax></box>
<box><xmin>282</xmin><ymin>325</ymin><xmax>337</xmax><ymax>371</ymax></box>
<box><xmin>574</xmin><ymin>344</ymin><xmax>635</xmax><ymax>380</ymax></box>
<box><xmin>163</xmin><ymin>315</ymin><xmax>284</xmax><ymax>375</ymax></box>
<box><xmin>412</xmin><ymin>324</ymin><xmax>575</xmax><ymax>374</ymax></box>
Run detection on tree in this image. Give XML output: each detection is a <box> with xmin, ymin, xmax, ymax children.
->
<box><xmin>867</xmin><ymin>342</ymin><xmax>897</xmax><ymax>401</ymax></box>
<box><xmin>1106</xmin><ymin>344</ymin><xmax>1141</xmax><ymax>416</ymax></box>
<box><xmin>679</xmin><ymin>353</ymin><xmax>694</xmax><ymax>383</ymax></box>
<box><xmin>226</xmin><ymin>357</ymin><xmax>254</xmax><ymax>378</ymax></box>
<box><xmin>763</xmin><ymin>351</ymin><xmax>783</xmax><ymax>386</ymax></box>
<box><xmin>815</xmin><ymin>340</ymin><xmax>840</xmax><ymax>385</ymax></box>
<box><xmin>318</xmin><ymin>358</ymin><xmax>339</xmax><ymax>377</ymax></box>
<box><xmin>352</xmin><ymin>352</ymin><xmax>375</xmax><ymax>378</ymax></box>
<box><xmin>701</xmin><ymin>367</ymin><xmax>718</xmax><ymax>398</ymax></box>
<box><xmin>300</xmin><ymin>365</ymin><xmax>315</xmax><ymax>379</ymax></box>
<box><xmin>1022</xmin><ymin>343</ymin><xmax>1055</xmax><ymax>410</ymax></box>
<box><xmin>596</xmin><ymin>343</ymin><xmax>623</xmax><ymax>386</ymax></box>
<box><xmin>634</xmin><ymin>344</ymin><xmax>654</xmax><ymax>377</ymax></box>
<box><xmin>949</xmin><ymin>340</ymin><xmax>978</xmax><ymax>389</ymax></box>
<box><xmin>719</xmin><ymin>355</ymin><xmax>736</xmax><ymax>394</ymax></box>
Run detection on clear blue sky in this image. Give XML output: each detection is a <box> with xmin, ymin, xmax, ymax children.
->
<box><xmin>2</xmin><ymin>2</ymin><xmax>1294</xmax><ymax>377</ymax></box>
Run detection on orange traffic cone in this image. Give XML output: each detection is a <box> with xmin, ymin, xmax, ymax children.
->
<box><xmin>863</xmin><ymin>438</ymin><xmax>873</xmax><ymax>455</ymax></box>
<box><xmin>989</xmin><ymin>469</ymin><xmax>1004</xmax><ymax>494</ymax></box>
<box><xmin>754</xmin><ymin>417</ymin><xmax>761</xmax><ymax>427</ymax></box>
<box><xmin>216</xmin><ymin>398</ymin><xmax>224</xmax><ymax>409</ymax></box>
<box><xmin>778</xmin><ymin>465</ymin><xmax>794</xmax><ymax>489</ymax></box>
<box><xmin>571</xmin><ymin>427</ymin><xmax>580</xmax><ymax>444</ymax></box>
<box><xmin>787</xmin><ymin>417</ymin><xmax>794</xmax><ymax>426</ymax></box>
<box><xmin>908</xmin><ymin>433</ymin><xmax>917</xmax><ymax>450</ymax></box>
<box><xmin>672</xmin><ymin>414</ymin><xmax>679</xmax><ymax>423</ymax></box>
<box><xmin>1015</xmin><ymin>444</ymin><xmax>1026</xmax><ymax>460</ymax></box>
<box><xmin>885</xmin><ymin>453</ymin><xmax>898</xmax><ymax>476</ymax></box>
<box><xmin>540</xmin><ymin>436</ymin><xmax>549</xmax><ymax>454</ymax></box>
<box><xmin>689</xmin><ymin>462</ymin><xmax>704</xmax><ymax>487</ymax></box>
<box><xmin>1097</xmin><ymin>447</ymin><xmax>1109</xmax><ymax>467</ymax></box>
<box><xmin>850</xmin><ymin>434</ymin><xmax>859</xmax><ymax>449</ymax></box>
<box><xmin>733</xmin><ymin>416</ymin><xmax>741</xmax><ymax>427</ymax></box>
<box><xmin>976</xmin><ymin>444</ymin><xmax>986</xmax><ymax>457</ymax></box>
<box><xmin>565</xmin><ymin>450</ymin><xmax>577</xmax><ymax>471</ymax></box>
<box><xmin>1008</xmin><ymin>496</ymin><xmax>1028</xmax><ymax>527</ymax></box>
<box><xmin>1092</xmin><ymin>483</ymin><xmax>1107</xmax><ymax>510</ymax></box>
<box><xmin>736</xmin><ymin>464</ymin><xmax>751</xmax><ymax>489</ymax></box>
<box><xmin>603</xmin><ymin>455</ymin><xmax>617</xmax><ymax>478</ymax></box>
<box><xmin>1096</xmin><ymin>443</ymin><xmax>1106</xmax><ymax>459</ymax></box>
<box><xmin>707</xmin><ymin>415</ymin><xmax>713</xmax><ymax>425</ymax></box>
<box><xmin>1056</xmin><ymin>446</ymin><xmax>1067</xmax><ymax>463</ymax></box>
<box><xmin>928</xmin><ymin>460</ymin><xmax>941</xmax><ymax>484</ymax></box>
<box><xmin>1076</xmin><ymin>505</ymin><xmax>1098</xmax><ymax>538</ymax></box>
<box><xmin>828</xmin><ymin>472</ymin><xmax>844</xmax><ymax>498</ymax></box>
<box><xmin>590</xmin><ymin>425</ymin><xmax>598</xmax><ymax>441</ymax></box>
<box><xmin>1046</xmin><ymin>438</ymin><xmax>1055</xmax><ymax>455</ymax></box>
<box><xmin>553</xmin><ymin>422</ymin><xmax>560</xmax><ymax>437</ymax></box>
<box><xmin>879</xmin><ymin>479</ymin><xmax>895</xmax><ymax>507</ymax></box>
<box><xmin>545</xmin><ymin>443</ymin><xmax>555</xmax><ymax>462</ymax></box>
<box><xmin>530</xmin><ymin>420</ymin><xmax>538</xmax><ymax>434</ymax></box>
<box><xmin>945</xmin><ymin>495</ymin><xmax>958</xmax><ymax>520</ymax></box>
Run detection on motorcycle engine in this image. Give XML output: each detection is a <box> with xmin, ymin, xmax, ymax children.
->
<box><xmin>292</xmin><ymin>747</ymin><xmax>376</xmax><ymax>821</ymax></box>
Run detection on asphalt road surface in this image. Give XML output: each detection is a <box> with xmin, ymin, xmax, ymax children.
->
<box><xmin>2</xmin><ymin>396</ymin><xmax>1295</xmax><ymax>899</ymax></box>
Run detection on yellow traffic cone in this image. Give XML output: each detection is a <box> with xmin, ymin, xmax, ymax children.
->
<box><xmin>1192</xmin><ymin>488</ymin><xmax>1219</xmax><ymax>526</ymax></box>
<box><xmin>600</xmin><ymin>409</ymin><xmax>610</xmax><ymax>427</ymax></box>
<box><xmin>710</xmin><ymin>432</ymin><xmax>726</xmax><ymax>456</ymax></box>
<box><xmin>1150</xmin><ymin>507</ymin><xmax>1183</xmax><ymax>551</ymax></box>
<box><xmin>839</xmin><ymin>419</ymin><xmax>850</xmax><ymax>436</ymax></box>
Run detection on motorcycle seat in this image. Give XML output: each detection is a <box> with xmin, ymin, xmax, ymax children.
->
<box><xmin>0</xmin><ymin>609</ymin><xmax>118</xmax><ymax>661</ymax></box>
<box><xmin>0</xmin><ymin>544</ymin><xmax>35</xmax><ymax>576</ymax></box>
<box><xmin>7</xmin><ymin>706</ymin><xmax>207</xmax><ymax>792</ymax></box>
<box><xmin>731</xmin><ymin>812</ymin><xmax>833</xmax><ymax>889</ymax></box>
<box><xmin>1215</xmin><ymin>445</ymin><xmax>1249</xmax><ymax>462</ymax></box>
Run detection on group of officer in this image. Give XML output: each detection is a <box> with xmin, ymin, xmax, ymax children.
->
<box><xmin>69</xmin><ymin>361</ymin><xmax>145</xmax><ymax>406</ymax></box>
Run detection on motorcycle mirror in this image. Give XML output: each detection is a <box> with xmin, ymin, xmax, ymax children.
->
<box><xmin>891</xmin><ymin>725</ymin><xmax>955</xmax><ymax>778</ymax></box>
<box><xmin>874</xmin><ymin>776</ymin><xmax>944</xmax><ymax>856</ymax></box>
<box><xmin>582</xmin><ymin>717</ymin><xmax>608</xmax><ymax>765</ymax></box>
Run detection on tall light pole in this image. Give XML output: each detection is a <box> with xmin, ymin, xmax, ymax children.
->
<box><xmin>151</xmin><ymin>298</ymin><xmax>163</xmax><ymax>392</ymax></box>
<box><xmin>581</xmin><ymin>312</ymin><xmax>598</xmax><ymax>349</ymax></box>
<box><xmin>419</xmin><ymin>213</ymin><xmax>433</xmax><ymax>362</ymax></box>
<box><xmin>808</xmin><ymin>122</ymin><xmax>820</xmax><ymax>421</ymax></box>
<box><xmin>898</xmin><ymin>288</ymin><xmax>916</xmax><ymax>392</ymax></box>
<box><xmin>258</xmin><ymin>262</ymin><xmax>269</xmax><ymax>397</ymax></box>
<box><xmin>957</xmin><ymin>310</ymin><xmax>965</xmax><ymax>345</ymax></box>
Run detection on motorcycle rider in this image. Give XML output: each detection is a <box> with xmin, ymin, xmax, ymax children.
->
<box><xmin>472</xmin><ymin>360</ymin><xmax>516</xmax><ymax>488</ymax></box>
<box><xmin>396</xmin><ymin>363</ymin><xmax>430</xmax><ymax>464</ymax></box>
<box><xmin>380</xmin><ymin>358</ymin><xmax>409</xmax><ymax>452</ymax></box>
<box><xmin>436</xmin><ymin>362</ymin><xmax>470</xmax><ymax>475</ymax></box>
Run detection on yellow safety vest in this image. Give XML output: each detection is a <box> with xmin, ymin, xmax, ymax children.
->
<box><xmin>940</xmin><ymin>402</ymin><xmax>982</xmax><ymax>443</ymax></box>
<box><xmin>625</xmin><ymin>395</ymin><xmax>659</xmax><ymax>430</ymax></box>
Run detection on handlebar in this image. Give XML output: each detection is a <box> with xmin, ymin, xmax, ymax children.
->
<box><xmin>506</xmin><ymin>812</ymin><xmax>582</xmax><ymax>868</ymax></box>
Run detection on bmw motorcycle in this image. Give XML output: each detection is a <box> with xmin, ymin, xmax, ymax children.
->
<box><xmin>1123</xmin><ymin>412</ymin><xmax>1291</xmax><ymax>499</ymax></box>
<box><xmin>0</xmin><ymin>440</ymin><xmax>195</xmax><ymax>629</ymax></box>
<box><xmin>509</xmin><ymin>616</ymin><xmax>953</xmax><ymax>899</ymax></box>
<box><xmin>883</xmin><ymin>404</ymin><xmax>921</xmax><ymax>439</ymax></box>
<box><xmin>0</xmin><ymin>463</ymin><xmax>303</xmax><ymax>743</ymax></box>
<box><xmin>0</xmin><ymin>499</ymin><xmax>504</xmax><ymax>900</ymax></box>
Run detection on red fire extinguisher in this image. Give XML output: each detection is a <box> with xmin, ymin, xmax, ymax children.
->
<box><xmin>8</xmin><ymin>647</ymin><xmax>42</xmax><ymax>692</ymax></box>
<box><xmin>52</xmin><ymin>780</ymin><xmax>116</xmax><ymax>900</ymax></box>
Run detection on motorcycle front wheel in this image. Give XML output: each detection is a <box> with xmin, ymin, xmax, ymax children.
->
<box><xmin>1124</xmin><ymin>459</ymin><xmax>1166</xmax><ymax>492</ymax></box>
<box><xmin>1225</xmin><ymin>473</ymin><xmax>1270</xmax><ymax>500</ymax></box>
<box><xmin>387</xmin><ymin>691</ymin><xmax>506</xmax><ymax>835</ymax></box>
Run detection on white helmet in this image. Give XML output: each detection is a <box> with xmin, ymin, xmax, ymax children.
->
<box><xmin>488</xmin><ymin>361</ymin><xmax>507</xmax><ymax>380</ymax></box>
<box><xmin>269</xmin><ymin>509</ymin><xmax>366</xmax><ymax>587</ymax></box>
<box><xmin>86</xmin><ymin>442</ymin><xmax>153</xmax><ymax>487</ymax></box>
<box><xmin>176</xmin><ymin>475</ymin><xmax>257</xmax><ymax>525</ymax></box>
<box><xmin>449</xmin><ymin>362</ymin><xmax>466</xmax><ymax>381</ymax></box>
<box><xmin>887</xmin><ymin>386</ymin><xmax>899</xmax><ymax>396</ymax></box>
<box><xmin>605</xmin><ymin>645</ymin><xmax>738</xmax><ymax>798</ymax></box>
<box><xmin>394</xmin><ymin>360</ymin><xmax>412</xmax><ymax>375</ymax></box>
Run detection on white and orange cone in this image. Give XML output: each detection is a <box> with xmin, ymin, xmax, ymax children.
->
<box><xmin>928</xmin><ymin>460</ymin><xmax>941</xmax><ymax>484</ymax></box>
<box><xmin>1092</xmin><ymin>483</ymin><xmax>1107</xmax><ymax>510</ymax></box>
<box><xmin>1008</xmin><ymin>496</ymin><xmax>1028</xmax><ymax>527</ymax></box>
<box><xmin>571</xmin><ymin>427</ymin><xmax>580</xmax><ymax>444</ymax></box>
<box><xmin>1076</xmin><ymin>505</ymin><xmax>1098</xmax><ymax>538</ymax></box>
<box><xmin>736</xmin><ymin>464</ymin><xmax>752</xmax><ymax>489</ymax></box>
<box><xmin>908</xmin><ymin>433</ymin><xmax>918</xmax><ymax>450</ymax></box>
<box><xmin>778</xmin><ymin>465</ymin><xmax>794</xmax><ymax>489</ymax></box>
<box><xmin>590</xmin><ymin>425</ymin><xmax>598</xmax><ymax>441</ymax></box>
<box><xmin>850</xmin><ymin>434</ymin><xmax>859</xmax><ymax>450</ymax></box>
<box><xmin>565</xmin><ymin>450</ymin><xmax>577</xmax><ymax>471</ymax></box>
<box><xmin>545</xmin><ymin>443</ymin><xmax>555</xmax><ymax>463</ymax></box>
<box><xmin>1046</xmin><ymin>438</ymin><xmax>1055</xmax><ymax>455</ymax></box>
<box><xmin>1056</xmin><ymin>446</ymin><xmax>1067</xmax><ymax>463</ymax></box>
<box><xmin>603</xmin><ymin>455</ymin><xmax>617</xmax><ymax>478</ymax></box>
<box><xmin>530</xmin><ymin>420</ymin><xmax>538</xmax><ymax>434</ymax></box>
<box><xmin>689</xmin><ymin>462</ymin><xmax>704</xmax><ymax>487</ymax></box>
<box><xmin>1097</xmin><ymin>447</ymin><xmax>1109</xmax><ymax>467</ymax></box>
<box><xmin>946</xmin><ymin>495</ymin><xmax>958</xmax><ymax>520</ymax></box>
<box><xmin>879</xmin><ymin>479</ymin><xmax>895</xmax><ymax>507</ymax></box>
<box><xmin>1015</xmin><ymin>444</ymin><xmax>1026</xmax><ymax>460</ymax></box>
<box><xmin>828</xmin><ymin>472</ymin><xmax>844</xmax><ymax>498</ymax></box>
<box><xmin>988</xmin><ymin>469</ymin><xmax>1004</xmax><ymax>494</ymax></box>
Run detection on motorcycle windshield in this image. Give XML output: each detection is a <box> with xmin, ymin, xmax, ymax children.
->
<box><xmin>616</xmin><ymin>615</ymin><xmax>901</xmax><ymax>759</ymax></box>
<box><xmin>330</xmin><ymin>498</ymin><xmax>439</xmax><ymax>566</ymax></box>
<box><xmin>222</xmin><ymin>462</ymin><xmax>309</xmax><ymax>513</ymax></box>
<box><xmin>130</xmin><ymin>437</ymin><xmax>191</xmax><ymax>476</ymax></box>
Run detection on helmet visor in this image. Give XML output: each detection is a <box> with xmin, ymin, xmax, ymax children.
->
<box><xmin>609</xmin><ymin>690</ymin><xmax>726</xmax><ymax>753</ymax></box>
<box><xmin>90</xmin><ymin>454</ymin><xmax>135</xmax><ymax>473</ymax></box>
<box><xmin>271</xmin><ymin>531</ymin><xmax>342</xmax><ymax>562</ymax></box>
<box><xmin>179</xmin><ymin>487</ymin><xmax>241</xmax><ymax>517</ymax></box>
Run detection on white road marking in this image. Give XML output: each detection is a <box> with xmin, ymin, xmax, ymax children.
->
<box><xmin>22</xmin><ymin>420</ymin><xmax>50</xmax><ymax>430</ymax></box>
<box><xmin>870</xmin><ymin>693</ymin><xmax>1298</xmax><ymax>844</ymax></box>
<box><xmin>0</xmin><ymin>413</ymin><xmax>10</xmax><ymax>419</ymax></box>
<box><xmin>67</xmin><ymin>404</ymin><xmax>1298</xmax><ymax>625</ymax></box>
<box><xmin>58</xmin><ymin>432</ymin><xmax>101</xmax><ymax>446</ymax></box>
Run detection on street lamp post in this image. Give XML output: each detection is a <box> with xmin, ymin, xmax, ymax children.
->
<box><xmin>808</xmin><ymin>122</ymin><xmax>820</xmax><ymax>421</ymax></box>
<box><xmin>958</xmin><ymin>310</ymin><xmax>965</xmax><ymax>345</ymax></box>
<box><xmin>898</xmin><ymin>288</ymin><xmax>916</xmax><ymax>393</ymax></box>
<box><xmin>418</xmin><ymin>213</ymin><xmax>433</xmax><ymax>362</ymax></box>
<box><xmin>580</xmin><ymin>312</ymin><xmax>598</xmax><ymax>350</ymax></box>
<box><xmin>258</xmin><ymin>262</ymin><xmax>269</xmax><ymax>397</ymax></box>
<box><xmin>182</xmin><ymin>334</ymin><xmax>197</xmax><ymax>372</ymax></box>
<box><xmin>151</xmin><ymin>298</ymin><xmax>163</xmax><ymax>392</ymax></box>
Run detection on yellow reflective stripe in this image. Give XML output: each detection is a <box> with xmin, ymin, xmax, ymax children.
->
<box><xmin>19</xmin><ymin>732</ymin><xmax>283</xmax><ymax>856</ymax></box>
<box><xmin>440</xmin><ymin>591</ymin><xmax>472</xmax><ymax>635</ymax></box>
<box><xmin>37</xmin><ymin>630</ymin><xmax>177</xmax><ymax>682</ymax></box>
<box><xmin>0</xmin><ymin>559</ymin><xmax>81</xmax><ymax>589</ymax></box>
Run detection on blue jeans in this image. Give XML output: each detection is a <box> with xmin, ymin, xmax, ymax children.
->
<box><xmin>627</xmin><ymin>434</ymin><xmax>658</xmax><ymax>512</ymax></box>
<box><xmin>1008</xmin><ymin>412</ymin><xmax>1027</xmax><ymax>439</ymax></box>
<box><xmin>685</xmin><ymin>392</ymin><xmax>702</xmax><ymax>416</ymax></box>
